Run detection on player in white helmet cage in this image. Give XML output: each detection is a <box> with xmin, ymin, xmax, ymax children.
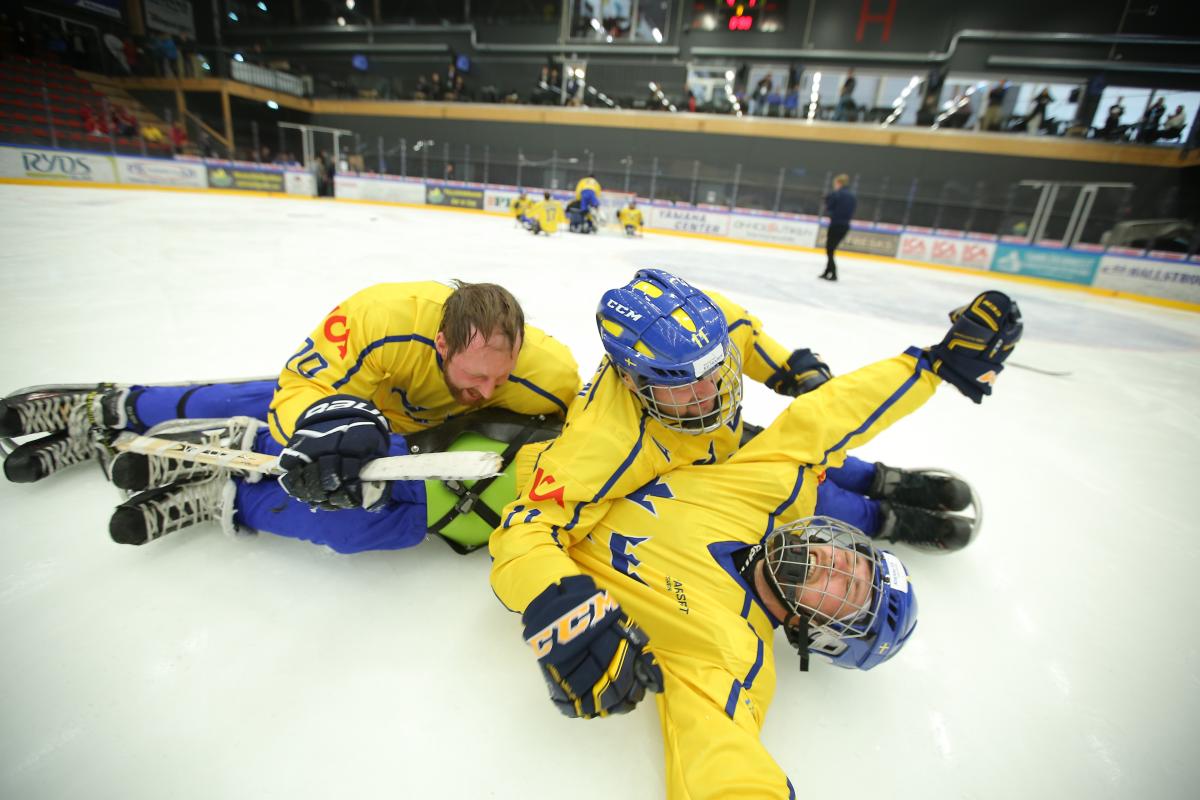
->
<box><xmin>749</xmin><ymin>515</ymin><xmax>918</xmax><ymax>671</ymax></box>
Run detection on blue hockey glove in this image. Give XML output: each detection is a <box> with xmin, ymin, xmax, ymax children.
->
<box><xmin>522</xmin><ymin>575</ymin><xmax>663</xmax><ymax>720</ymax></box>
<box><xmin>278</xmin><ymin>395</ymin><xmax>390</xmax><ymax>510</ymax></box>
<box><xmin>928</xmin><ymin>291</ymin><xmax>1023</xmax><ymax>403</ymax></box>
<box><xmin>765</xmin><ymin>348</ymin><xmax>833</xmax><ymax>397</ymax></box>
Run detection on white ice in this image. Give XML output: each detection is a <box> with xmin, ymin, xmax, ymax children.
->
<box><xmin>1</xmin><ymin>184</ymin><xmax>1198</xmax><ymax>800</ymax></box>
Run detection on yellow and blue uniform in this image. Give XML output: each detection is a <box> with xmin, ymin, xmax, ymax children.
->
<box><xmin>511</xmin><ymin>195</ymin><xmax>531</xmax><ymax>222</ymax></box>
<box><xmin>504</xmin><ymin>349</ymin><xmax>940</xmax><ymax>799</ymax></box>
<box><xmin>526</xmin><ymin>197</ymin><xmax>563</xmax><ymax>235</ymax></box>
<box><xmin>490</xmin><ymin>290</ymin><xmax>792</xmax><ymax>613</ymax></box>
<box><xmin>574</xmin><ymin>176</ymin><xmax>602</xmax><ymax>212</ymax></box>
<box><xmin>269</xmin><ymin>281</ymin><xmax>579</xmax><ymax>443</ymax></box>
<box><xmin>617</xmin><ymin>205</ymin><xmax>643</xmax><ymax>234</ymax></box>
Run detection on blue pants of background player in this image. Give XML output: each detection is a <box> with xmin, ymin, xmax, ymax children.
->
<box><xmin>124</xmin><ymin>380</ymin><xmax>884</xmax><ymax>544</ymax></box>
<box><xmin>125</xmin><ymin>380</ymin><xmax>426</xmax><ymax>553</ymax></box>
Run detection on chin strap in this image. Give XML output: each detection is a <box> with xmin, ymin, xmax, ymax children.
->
<box><xmin>784</xmin><ymin>615</ymin><xmax>813</xmax><ymax>672</ymax></box>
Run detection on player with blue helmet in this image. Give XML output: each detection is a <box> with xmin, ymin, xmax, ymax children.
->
<box><xmin>758</xmin><ymin>516</ymin><xmax>917</xmax><ymax>671</ymax></box>
<box><xmin>596</xmin><ymin>267</ymin><xmax>743</xmax><ymax>433</ymax></box>
<box><xmin>497</xmin><ymin>290</ymin><xmax>1021</xmax><ymax>798</ymax></box>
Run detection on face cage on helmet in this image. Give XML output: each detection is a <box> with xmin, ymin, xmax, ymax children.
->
<box><xmin>626</xmin><ymin>343</ymin><xmax>744</xmax><ymax>434</ymax></box>
<box><xmin>763</xmin><ymin>517</ymin><xmax>885</xmax><ymax>650</ymax></box>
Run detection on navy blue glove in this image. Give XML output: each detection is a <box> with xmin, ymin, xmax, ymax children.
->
<box><xmin>928</xmin><ymin>291</ymin><xmax>1023</xmax><ymax>403</ymax></box>
<box><xmin>765</xmin><ymin>348</ymin><xmax>833</xmax><ymax>397</ymax></box>
<box><xmin>522</xmin><ymin>575</ymin><xmax>663</xmax><ymax>719</ymax></box>
<box><xmin>278</xmin><ymin>395</ymin><xmax>390</xmax><ymax>510</ymax></box>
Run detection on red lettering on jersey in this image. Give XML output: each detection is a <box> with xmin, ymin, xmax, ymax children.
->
<box><xmin>528</xmin><ymin>467</ymin><xmax>566</xmax><ymax>507</ymax></box>
<box><xmin>816</xmin><ymin>469</ymin><xmax>828</xmax><ymax>484</ymax></box>
<box><xmin>323</xmin><ymin>310</ymin><xmax>349</xmax><ymax>359</ymax></box>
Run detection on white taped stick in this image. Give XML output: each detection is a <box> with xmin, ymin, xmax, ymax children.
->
<box><xmin>115</xmin><ymin>435</ymin><xmax>504</xmax><ymax>481</ymax></box>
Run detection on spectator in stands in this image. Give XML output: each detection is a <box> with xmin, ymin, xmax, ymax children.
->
<box><xmin>81</xmin><ymin>106</ymin><xmax>107</xmax><ymax>137</ymax></box>
<box><xmin>113</xmin><ymin>105</ymin><xmax>138</xmax><ymax>137</ymax></box>
<box><xmin>452</xmin><ymin>73</ymin><xmax>469</xmax><ymax>102</ymax></box>
<box><xmin>170</xmin><ymin>120</ymin><xmax>188</xmax><ymax>153</ymax></box>
<box><xmin>414</xmin><ymin>74</ymin><xmax>429</xmax><ymax>100</ymax></box>
<box><xmin>750</xmin><ymin>73</ymin><xmax>773</xmax><ymax>116</ymax></box>
<box><xmin>428</xmin><ymin>72</ymin><xmax>444</xmax><ymax>101</ymax></box>
<box><xmin>533</xmin><ymin>65</ymin><xmax>551</xmax><ymax>104</ymax></box>
<box><xmin>1024</xmin><ymin>88</ymin><xmax>1053</xmax><ymax>134</ymax></box>
<box><xmin>1162</xmin><ymin>105</ymin><xmax>1187</xmax><ymax>141</ymax></box>
<box><xmin>1101</xmin><ymin>96</ymin><xmax>1126</xmax><ymax>139</ymax></box>
<box><xmin>156</xmin><ymin>34</ymin><xmax>178</xmax><ymax>78</ymax></box>
<box><xmin>767</xmin><ymin>85</ymin><xmax>783</xmax><ymax>117</ymax></box>
<box><xmin>944</xmin><ymin>94</ymin><xmax>973</xmax><ymax>129</ymax></box>
<box><xmin>1137</xmin><ymin>97</ymin><xmax>1166</xmax><ymax>143</ymax></box>
<box><xmin>564</xmin><ymin>71</ymin><xmax>579</xmax><ymax>106</ymax></box>
<box><xmin>980</xmin><ymin>80</ymin><xmax>1009</xmax><ymax>131</ymax></box>
<box><xmin>833</xmin><ymin>70</ymin><xmax>857</xmax><ymax>121</ymax></box>
<box><xmin>686</xmin><ymin>87</ymin><xmax>697</xmax><ymax>113</ymax></box>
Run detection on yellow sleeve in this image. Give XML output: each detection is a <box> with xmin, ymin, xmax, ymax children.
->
<box><xmin>497</xmin><ymin>325</ymin><xmax>581</xmax><ymax>417</ymax></box>
<box><xmin>707</xmin><ymin>290</ymin><xmax>794</xmax><ymax>388</ymax></box>
<box><xmin>489</xmin><ymin>364</ymin><xmax>658</xmax><ymax>613</ymax></box>
<box><xmin>268</xmin><ymin>282</ymin><xmax>445</xmax><ymax>443</ymax></box>
<box><xmin>732</xmin><ymin>349</ymin><xmax>941</xmax><ymax>471</ymax></box>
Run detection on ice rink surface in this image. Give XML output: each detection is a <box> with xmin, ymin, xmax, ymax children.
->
<box><xmin>1</xmin><ymin>184</ymin><xmax>1198</xmax><ymax>799</ymax></box>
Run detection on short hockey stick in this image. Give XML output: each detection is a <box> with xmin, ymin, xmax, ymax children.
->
<box><xmin>114</xmin><ymin>435</ymin><xmax>503</xmax><ymax>481</ymax></box>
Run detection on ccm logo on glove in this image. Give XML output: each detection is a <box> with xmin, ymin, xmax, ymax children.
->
<box><xmin>525</xmin><ymin>590</ymin><xmax>621</xmax><ymax>658</ymax></box>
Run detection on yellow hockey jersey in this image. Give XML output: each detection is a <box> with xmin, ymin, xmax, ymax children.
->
<box><xmin>511</xmin><ymin>195</ymin><xmax>531</xmax><ymax>218</ymax></box>
<box><xmin>617</xmin><ymin>206</ymin><xmax>644</xmax><ymax>230</ymax></box>
<box><xmin>527</xmin><ymin>199</ymin><xmax>563</xmax><ymax>234</ymax></box>
<box><xmin>575</xmin><ymin>176</ymin><xmax>601</xmax><ymax>199</ymax></box>
<box><xmin>269</xmin><ymin>282</ymin><xmax>581</xmax><ymax>443</ymax></box>
<box><xmin>563</xmin><ymin>350</ymin><xmax>940</xmax><ymax>799</ymax></box>
<box><xmin>490</xmin><ymin>290</ymin><xmax>796</xmax><ymax>613</ymax></box>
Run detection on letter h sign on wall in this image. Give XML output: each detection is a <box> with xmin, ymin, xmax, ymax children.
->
<box><xmin>857</xmin><ymin>0</ymin><xmax>897</xmax><ymax>43</ymax></box>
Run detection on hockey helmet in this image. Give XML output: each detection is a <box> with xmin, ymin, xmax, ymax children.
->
<box><xmin>762</xmin><ymin>516</ymin><xmax>918</xmax><ymax>671</ymax></box>
<box><xmin>595</xmin><ymin>268</ymin><xmax>743</xmax><ymax>433</ymax></box>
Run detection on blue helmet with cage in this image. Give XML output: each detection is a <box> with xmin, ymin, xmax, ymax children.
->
<box><xmin>762</xmin><ymin>516</ymin><xmax>918</xmax><ymax>671</ymax></box>
<box><xmin>596</xmin><ymin>268</ymin><xmax>743</xmax><ymax>433</ymax></box>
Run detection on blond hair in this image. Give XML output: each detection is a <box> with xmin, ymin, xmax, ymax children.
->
<box><xmin>440</xmin><ymin>280</ymin><xmax>525</xmax><ymax>357</ymax></box>
<box><xmin>834</xmin><ymin>173</ymin><xmax>850</xmax><ymax>187</ymax></box>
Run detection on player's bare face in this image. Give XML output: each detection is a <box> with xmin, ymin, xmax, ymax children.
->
<box><xmin>437</xmin><ymin>329</ymin><xmax>520</xmax><ymax>406</ymax></box>
<box><xmin>794</xmin><ymin>544</ymin><xmax>873</xmax><ymax>624</ymax></box>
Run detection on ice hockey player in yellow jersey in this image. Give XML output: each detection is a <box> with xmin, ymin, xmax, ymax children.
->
<box><xmin>617</xmin><ymin>199</ymin><xmax>643</xmax><ymax>236</ymax></box>
<box><xmin>271</xmin><ymin>280</ymin><xmax>579</xmax><ymax>509</ymax></box>
<box><xmin>497</xmin><ymin>289</ymin><xmax>1024</xmax><ymax>799</ymax></box>
<box><xmin>574</xmin><ymin>174</ymin><xmax>602</xmax><ymax>213</ymax></box>
<box><xmin>525</xmin><ymin>191</ymin><xmax>563</xmax><ymax>235</ymax></box>
<box><xmin>511</xmin><ymin>191</ymin><xmax>532</xmax><ymax>228</ymax></box>
<box><xmin>491</xmin><ymin>268</ymin><xmax>834</xmax><ymax>614</ymax></box>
